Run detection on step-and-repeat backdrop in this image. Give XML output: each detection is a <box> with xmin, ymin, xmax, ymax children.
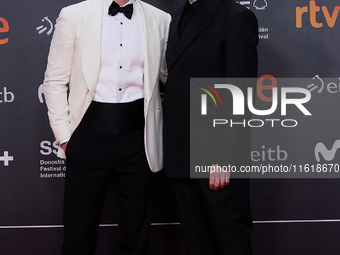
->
<box><xmin>1</xmin><ymin>0</ymin><xmax>340</xmax><ymax>254</ymax></box>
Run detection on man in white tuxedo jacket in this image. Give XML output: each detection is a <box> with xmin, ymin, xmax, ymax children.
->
<box><xmin>43</xmin><ymin>0</ymin><xmax>170</xmax><ymax>254</ymax></box>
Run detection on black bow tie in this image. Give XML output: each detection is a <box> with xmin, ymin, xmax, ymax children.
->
<box><xmin>108</xmin><ymin>1</ymin><xmax>133</xmax><ymax>20</ymax></box>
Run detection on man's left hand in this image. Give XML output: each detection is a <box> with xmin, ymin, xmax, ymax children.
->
<box><xmin>209</xmin><ymin>164</ymin><xmax>230</xmax><ymax>191</ymax></box>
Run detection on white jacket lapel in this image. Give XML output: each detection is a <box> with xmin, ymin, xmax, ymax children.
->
<box><xmin>137</xmin><ymin>0</ymin><xmax>160</xmax><ymax>105</ymax></box>
<box><xmin>81</xmin><ymin>0</ymin><xmax>104</xmax><ymax>94</ymax></box>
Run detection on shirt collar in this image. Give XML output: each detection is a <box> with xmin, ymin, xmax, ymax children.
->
<box><xmin>122</xmin><ymin>0</ymin><xmax>135</xmax><ymax>7</ymax></box>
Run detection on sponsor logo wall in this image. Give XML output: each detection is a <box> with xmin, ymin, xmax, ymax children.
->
<box><xmin>1</xmin><ymin>0</ymin><xmax>340</xmax><ymax>254</ymax></box>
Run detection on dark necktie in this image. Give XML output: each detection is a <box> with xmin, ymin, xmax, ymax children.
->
<box><xmin>108</xmin><ymin>1</ymin><xmax>133</xmax><ymax>20</ymax></box>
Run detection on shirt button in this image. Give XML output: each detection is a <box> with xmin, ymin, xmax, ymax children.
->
<box><xmin>120</xmin><ymin>43</ymin><xmax>122</xmax><ymax>46</ymax></box>
<box><xmin>119</xmin><ymin>66</ymin><xmax>122</xmax><ymax>69</ymax></box>
<box><xmin>119</xmin><ymin>88</ymin><xmax>122</xmax><ymax>91</ymax></box>
<box><xmin>120</xmin><ymin>22</ymin><xmax>123</xmax><ymax>25</ymax></box>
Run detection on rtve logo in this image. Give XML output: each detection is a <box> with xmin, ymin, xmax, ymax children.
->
<box><xmin>296</xmin><ymin>0</ymin><xmax>340</xmax><ymax>28</ymax></box>
<box><xmin>0</xmin><ymin>17</ymin><xmax>9</xmax><ymax>45</ymax></box>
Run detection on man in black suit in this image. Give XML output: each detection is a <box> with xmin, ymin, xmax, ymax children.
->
<box><xmin>163</xmin><ymin>0</ymin><xmax>258</xmax><ymax>254</ymax></box>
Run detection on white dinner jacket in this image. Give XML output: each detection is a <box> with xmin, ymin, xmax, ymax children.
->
<box><xmin>44</xmin><ymin>0</ymin><xmax>171</xmax><ymax>172</ymax></box>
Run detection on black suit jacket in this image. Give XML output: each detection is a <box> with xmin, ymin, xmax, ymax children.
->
<box><xmin>164</xmin><ymin>0</ymin><xmax>258</xmax><ymax>178</ymax></box>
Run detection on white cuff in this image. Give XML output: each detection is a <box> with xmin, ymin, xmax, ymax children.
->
<box><xmin>58</xmin><ymin>137</ymin><xmax>70</xmax><ymax>145</ymax></box>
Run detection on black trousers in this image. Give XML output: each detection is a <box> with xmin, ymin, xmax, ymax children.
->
<box><xmin>61</xmin><ymin>126</ymin><xmax>153</xmax><ymax>255</ymax></box>
<box><xmin>172</xmin><ymin>178</ymin><xmax>252</xmax><ymax>255</ymax></box>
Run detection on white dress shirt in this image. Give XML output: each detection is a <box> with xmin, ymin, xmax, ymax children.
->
<box><xmin>59</xmin><ymin>0</ymin><xmax>144</xmax><ymax>145</ymax></box>
<box><xmin>93</xmin><ymin>0</ymin><xmax>145</xmax><ymax>103</ymax></box>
